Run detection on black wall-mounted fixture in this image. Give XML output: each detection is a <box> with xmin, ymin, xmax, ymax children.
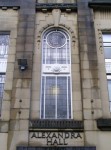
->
<box><xmin>18</xmin><ymin>59</ymin><xmax>28</xmax><ymax>71</ymax></box>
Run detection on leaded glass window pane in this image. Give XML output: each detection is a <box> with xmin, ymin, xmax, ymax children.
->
<box><xmin>47</xmin><ymin>31</ymin><xmax>66</xmax><ymax>48</ymax></box>
<box><xmin>0</xmin><ymin>35</ymin><xmax>9</xmax><ymax>58</ymax></box>
<box><xmin>104</xmin><ymin>47</ymin><xmax>111</xmax><ymax>59</ymax></box>
<box><xmin>103</xmin><ymin>34</ymin><xmax>111</xmax><ymax>42</ymax></box>
<box><xmin>0</xmin><ymin>34</ymin><xmax>9</xmax><ymax>72</ymax></box>
<box><xmin>41</xmin><ymin>76</ymin><xmax>71</xmax><ymax>119</ymax></box>
<box><xmin>107</xmin><ymin>80</ymin><xmax>111</xmax><ymax>111</ymax></box>
<box><xmin>0</xmin><ymin>74</ymin><xmax>5</xmax><ymax>114</ymax></box>
<box><xmin>45</xmin><ymin>76</ymin><xmax>56</xmax><ymax>119</ymax></box>
<box><xmin>41</xmin><ymin>29</ymin><xmax>72</xmax><ymax>119</ymax></box>
<box><xmin>43</xmin><ymin>30</ymin><xmax>70</xmax><ymax>65</ymax></box>
<box><xmin>68</xmin><ymin>77</ymin><xmax>71</xmax><ymax>118</ymax></box>
<box><xmin>57</xmin><ymin>77</ymin><xmax>67</xmax><ymax>119</ymax></box>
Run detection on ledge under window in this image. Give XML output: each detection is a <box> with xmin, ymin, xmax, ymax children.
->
<box><xmin>17</xmin><ymin>147</ymin><xmax>96</xmax><ymax>150</ymax></box>
<box><xmin>29</xmin><ymin>119</ymin><xmax>83</xmax><ymax>131</ymax></box>
<box><xmin>97</xmin><ymin>118</ymin><xmax>111</xmax><ymax>131</ymax></box>
<box><xmin>88</xmin><ymin>1</ymin><xmax>111</xmax><ymax>9</ymax></box>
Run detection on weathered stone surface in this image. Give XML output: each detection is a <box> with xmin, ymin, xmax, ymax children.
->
<box><xmin>0</xmin><ymin>133</ymin><xmax>8</xmax><ymax>150</ymax></box>
<box><xmin>0</xmin><ymin>122</ymin><xmax>9</xmax><ymax>132</ymax></box>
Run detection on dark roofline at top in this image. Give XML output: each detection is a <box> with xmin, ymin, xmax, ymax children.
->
<box><xmin>1</xmin><ymin>0</ymin><xmax>111</xmax><ymax>11</ymax></box>
<box><xmin>0</xmin><ymin>0</ymin><xmax>77</xmax><ymax>12</ymax></box>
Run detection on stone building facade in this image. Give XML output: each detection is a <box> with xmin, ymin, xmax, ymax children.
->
<box><xmin>0</xmin><ymin>0</ymin><xmax>111</xmax><ymax>150</ymax></box>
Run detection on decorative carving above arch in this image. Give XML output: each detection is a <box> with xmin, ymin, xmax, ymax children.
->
<box><xmin>52</xmin><ymin>9</ymin><xmax>61</xmax><ymax>27</ymax></box>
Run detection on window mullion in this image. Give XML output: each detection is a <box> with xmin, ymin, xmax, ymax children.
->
<box><xmin>44</xmin><ymin>42</ymin><xmax>47</xmax><ymax>64</ymax></box>
<box><xmin>66</xmin><ymin>41</ymin><xmax>68</xmax><ymax>64</ymax></box>
<box><xmin>55</xmin><ymin>76</ymin><xmax>57</xmax><ymax>119</ymax></box>
<box><xmin>56</xmin><ymin>48</ymin><xmax>57</xmax><ymax>64</ymax></box>
<box><xmin>67</xmin><ymin>76</ymin><xmax>69</xmax><ymax>119</ymax></box>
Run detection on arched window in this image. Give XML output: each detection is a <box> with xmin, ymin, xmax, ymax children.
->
<box><xmin>41</xmin><ymin>28</ymin><xmax>72</xmax><ymax>119</ymax></box>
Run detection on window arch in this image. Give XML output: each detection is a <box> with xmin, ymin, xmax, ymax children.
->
<box><xmin>42</xmin><ymin>28</ymin><xmax>70</xmax><ymax>65</ymax></box>
<box><xmin>40</xmin><ymin>28</ymin><xmax>72</xmax><ymax>119</ymax></box>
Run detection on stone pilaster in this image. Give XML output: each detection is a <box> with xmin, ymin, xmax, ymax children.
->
<box><xmin>7</xmin><ymin>0</ymin><xmax>36</xmax><ymax>150</ymax></box>
<box><xmin>77</xmin><ymin>0</ymin><xmax>101</xmax><ymax>146</ymax></box>
<box><xmin>77</xmin><ymin>0</ymin><xmax>101</xmax><ymax>131</ymax></box>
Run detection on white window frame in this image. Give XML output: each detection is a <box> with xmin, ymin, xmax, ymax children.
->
<box><xmin>102</xmin><ymin>33</ymin><xmax>111</xmax><ymax>112</ymax></box>
<box><xmin>40</xmin><ymin>28</ymin><xmax>72</xmax><ymax>119</ymax></box>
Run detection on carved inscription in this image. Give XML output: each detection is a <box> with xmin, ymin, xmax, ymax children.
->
<box><xmin>30</xmin><ymin>132</ymin><xmax>82</xmax><ymax>146</ymax></box>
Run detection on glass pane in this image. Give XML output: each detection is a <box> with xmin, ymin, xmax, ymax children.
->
<box><xmin>57</xmin><ymin>77</ymin><xmax>67</xmax><ymax>119</ymax></box>
<box><xmin>43</xmin><ymin>40</ymin><xmax>47</xmax><ymax>64</ymax></box>
<box><xmin>68</xmin><ymin>77</ymin><xmax>71</xmax><ymax>118</ymax></box>
<box><xmin>0</xmin><ymin>35</ymin><xmax>9</xmax><ymax>73</ymax></box>
<box><xmin>110</xmin><ymin>101</ymin><xmax>111</xmax><ymax>112</ymax></box>
<box><xmin>0</xmin><ymin>74</ymin><xmax>5</xmax><ymax>98</ymax></box>
<box><xmin>46</xmin><ymin>47</ymin><xmax>56</xmax><ymax>64</ymax></box>
<box><xmin>67</xmin><ymin>41</ymin><xmax>70</xmax><ymax>64</ymax></box>
<box><xmin>0</xmin><ymin>35</ymin><xmax>9</xmax><ymax>58</ymax></box>
<box><xmin>41</xmin><ymin>76</ymin><xmax>71</xmax><ymax>119</ymax></box>
<box><xmin>45</xmin><ymin>76</ymin><xmax>56</xmax><ymax>118</ymax></box>
<box><xmin>47</xmin><ymin>31</ymin><xmax>66</xmax><ymax>48</ymax></box>
<box><xmin>105</xmin><ymin>61</ymin><xmax>111</xmax><ymax>74</ymax></box>
<box><xmin>102</xmin><ymin>34</ymin><xmax>111</xmax><ymax>42</ymax></box>
<box><xmin>41</xmin><ymin>76</ymin><xmax>45</xmax><ymax>118</ymax></box>
<box><xmin>104</xmin><ymin>47</ymin><xmax>111</xmax><ymax>59</ymax></box>
<box><xmin>57</xmin><ymin>46</ymin><xmax>67</xmax><ymax>64</ymax></box>
<box><xmin>0</xmin><ymin>83</ymin><xmax>4</xmax><ymax>99</ymax></box>
<box><xmin>43</xmin><ymin>30</ymin><xmax>70</xmax><ymax>65</ymax></box>
<box><xmin>107</xmin><ymin>80</ymin><xmax>111</xmax><ymax>111</ymax></box>
<box><xmin>103</xmin><ymin>43</ymin><xmax>111</xmax><ymax>46</ymax></box>
<box><xmin>0</xmin><ymin>74</ymin><xmax>5</xmax><ymax>114</ymax></box>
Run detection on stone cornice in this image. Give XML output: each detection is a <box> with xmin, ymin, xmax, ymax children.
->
<box><xmin>36</xmin><ymin>3</ymin><xmax>77</xmax><ymax>12</ymax></box>
<box><xmin>0</xmin><ymin>0</ymin><xmax>20</xmax><ymax>9</ymax></box>
<box><xmin>0</xmin><ymin>0</ymin><xmax>20</xmax><ymax>7</ymax></box>
<box><xmin>0</xmin><ymin>1</ymin><xmax>77</xmax><ymax>11</ymax></box>
<box><xmin>88</xmin><ymin>1</ymin><xmax>111</xmax><ymax>9</ymax></box>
